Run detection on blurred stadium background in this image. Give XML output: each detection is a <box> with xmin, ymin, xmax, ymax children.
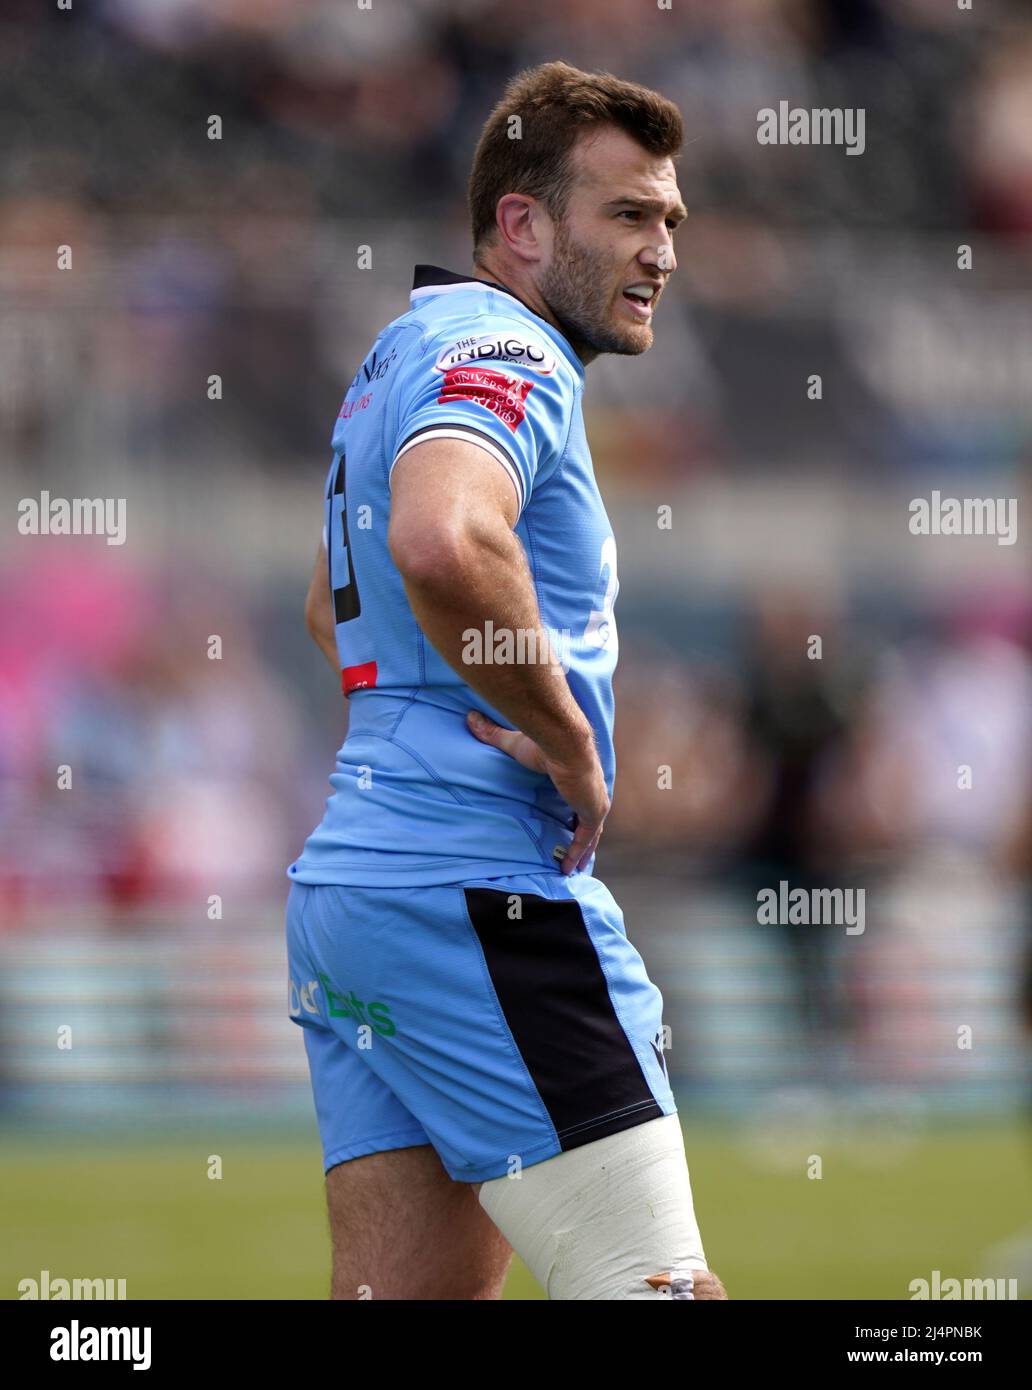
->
<box><xmin>2</xmin><ymin>0</ymin><xmax>1031</xmax><ymax>1299</ymax></box>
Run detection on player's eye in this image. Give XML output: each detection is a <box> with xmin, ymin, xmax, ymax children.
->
<box><xmin>617</xmin><ymin>210</ymin><xmax>641</xmax><ymax>221</ymax></box>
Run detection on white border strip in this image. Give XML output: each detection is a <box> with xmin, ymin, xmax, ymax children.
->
<box><xmin>390</xmin><ymin>426</ymin><xmax>524</xmax><ymax>516</ymax></box>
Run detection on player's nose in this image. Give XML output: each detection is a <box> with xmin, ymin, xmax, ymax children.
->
<box><xmin>640</xmin><ymin>236</ymin><xmax>675</xmax><ymax>276</ymax></box>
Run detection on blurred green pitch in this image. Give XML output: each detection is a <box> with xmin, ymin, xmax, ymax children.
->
<box><xmin>2</xmin><ymin>1124</ymin><xmax>1029</xmax><ymax>1300</ymax></box>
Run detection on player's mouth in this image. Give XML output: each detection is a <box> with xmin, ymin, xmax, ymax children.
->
<box><xmin>621</xmin><ymin>282</ymin><xmax>660</xmax><ymax>319</ymax></box>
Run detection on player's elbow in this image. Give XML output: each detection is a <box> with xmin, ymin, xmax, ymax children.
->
<box><xmin>388</xmin><ymin>520</ymin><xmax>474</xmax><ymax>592</ymax></box>
<box><xmin>304</xmin><ymin>581</ymin><xmax>334</xmax><ymax>645</ymax></box>
<box><xmin>304</xmin><ymin>593</ymin><xmax>324</xmax><ymax>640</ymax></box>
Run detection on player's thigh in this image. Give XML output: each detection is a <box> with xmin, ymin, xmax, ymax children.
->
<box><xmin>326</xmin><ymin>1143</ymin><xmax>513</xmax><ymax>1300</ymax></box>
<box><xmin>477</xmin><ymin>1112</ymin><xmax>718</xmax><ymax>1300</ymax></box>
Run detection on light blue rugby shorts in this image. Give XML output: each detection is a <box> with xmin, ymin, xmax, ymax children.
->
<box><xmin>285</xmin><ymin>870</ymin><xmax>676</xmax><ymax>1183</ymax></box>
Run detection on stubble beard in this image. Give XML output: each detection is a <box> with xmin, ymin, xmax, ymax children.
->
<box><xmin>539</xmin><ymin>217</ymin><xmax>653</xmax><ymax>359</ymax></box>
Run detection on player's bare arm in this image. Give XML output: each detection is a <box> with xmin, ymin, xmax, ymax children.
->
<box><xmin>304</xmin><ymin>539</ymin><xmax>340</xmax><ymax>674</ymax></box>
<box><xmin>388</xmin><ymin>435</ymin><xmax>609</xmax><ymax>874</ymax></box>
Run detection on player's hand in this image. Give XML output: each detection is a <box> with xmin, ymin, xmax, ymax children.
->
<box><xmin>466</xmin><ymin>710</ymin><xmax>609</xmax><ymax>874</ymax></box>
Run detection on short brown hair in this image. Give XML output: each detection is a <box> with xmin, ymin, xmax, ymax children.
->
<box><xmin>468</xmin><ymin>61</ymin><xmax>683</xmax><ymax>258</ymax></box>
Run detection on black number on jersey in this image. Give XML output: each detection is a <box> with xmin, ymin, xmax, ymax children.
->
<box><xmin>327</xmin><ymin>452</ymin><xmax>361</xmax><ymax>623</ymax></box>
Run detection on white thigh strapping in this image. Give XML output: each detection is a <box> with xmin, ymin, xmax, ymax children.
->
<box><xmin>477</xmin><ymin>1113</ymin><xmax>708</xmax><ymax>1300</ymax></box>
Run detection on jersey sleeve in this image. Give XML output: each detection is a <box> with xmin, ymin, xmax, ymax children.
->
<box><xmin>388</xmin><ymin>321</ymin><xmax>576</xmax><ymax>521</ymax></box>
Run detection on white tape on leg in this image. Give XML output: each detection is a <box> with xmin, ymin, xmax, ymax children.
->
<box><xmin>477</xmin><ymin>1113</ymin><xmax>709</xmax><ymax>1300</ymax></box>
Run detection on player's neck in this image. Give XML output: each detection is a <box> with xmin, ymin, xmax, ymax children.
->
<box><xmin>469</xmin><ymin>257</ymin><xmax>597</xmax><ymax>368</ymax></box>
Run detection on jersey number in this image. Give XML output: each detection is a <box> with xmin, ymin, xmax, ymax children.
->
<box><xmin>328</xmin><ymin>452</ymin><xmax>361</xmax><ymax>623</ymax></box>
<box><xmin>582</xmin><ymin>535</ymin><xmax>618</xmax><ymax>650</ymax></box>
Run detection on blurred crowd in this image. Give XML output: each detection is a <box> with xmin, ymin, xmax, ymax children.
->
<box><xmin>3</xmin><ymin>544</ymin><xmax>1029</xmax><ymax>1112</ymax></box>
<box><xmin>5</xmin><ymin>0</ymin><xmax>1032</xmax><ymax>234</ymax></box>
<box><xmin>607</xmin><ymin>586</ymin><xmax>1032</xmax><ymax>1075</ymax></box>
<box><xmin>1</xmin><ymin>1</ymin><xmax>1030</xmax><ymax>1095</ymax></box>
<box><xmin>2</xmin><ymin>542</ymin><xmax>1028</xmax><ymax>921</ymax></box>
<box><xmin>0</xmin><ymin>545</ymin><xmax>312</xmax><ymax>920</ymax></box>
<box><xmin>3</xmin><ymin>0</ymin><xmax>1032</xmax><ymax>479</ymax></box>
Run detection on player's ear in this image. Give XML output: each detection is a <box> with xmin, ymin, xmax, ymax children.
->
<box><xmin>495</xmin><ymin>193</ymin><xmax>545</xmax><ymax>264</ymax></box>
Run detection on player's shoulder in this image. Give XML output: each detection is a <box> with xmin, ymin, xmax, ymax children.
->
<box><xmin>401</xmin><ymin>293</ymin><xmax>581</xmax><ymax>399</ymax></box>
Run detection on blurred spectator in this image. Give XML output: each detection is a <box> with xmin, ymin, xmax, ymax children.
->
<box><xmin>733</xmin><ymin>589</ymin><xmax>869</xmax><ymax>1072</ymax></box>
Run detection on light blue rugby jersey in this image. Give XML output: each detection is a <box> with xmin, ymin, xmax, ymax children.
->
<box><xmin>288</xmin><ymin>264</ymin><xmax>620</xmax><ymax>886</ymax></box>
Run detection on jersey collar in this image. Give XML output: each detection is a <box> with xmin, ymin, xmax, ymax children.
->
<box><xmin>411</xmin><ymin>263</ymin><xmax>526</xmax><ymax>308</ymax></box>
<box><xmin>410</xmin><ymin>264</ymin><xmax>585</xmax><ymax>379</ymax></box>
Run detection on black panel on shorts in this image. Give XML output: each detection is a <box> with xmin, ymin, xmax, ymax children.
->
<box><xmin>463</xmin><ymin>887</ymin><xmax>663</xmax><ymax>1151</ymax></box>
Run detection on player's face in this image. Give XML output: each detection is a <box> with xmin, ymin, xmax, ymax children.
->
<box><xmin>539</xmin><ymin>126</ymin><xmax>685</xmax><ymax>359</ymax></box>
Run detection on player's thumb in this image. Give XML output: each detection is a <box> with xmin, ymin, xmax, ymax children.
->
<box><xmin>466</xmin><ymin>709</ymin><xmax>501</xmax><ymax>745</ymax></box>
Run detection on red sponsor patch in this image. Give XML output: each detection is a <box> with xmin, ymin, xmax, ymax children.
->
<box><xmin>341</xmin><ymin>660</ymin><xmax>378</xmax><ymax>696</ymax></box>
<box><xmin>437</xmin><ymin>366</ymin><xmax>533</xmax><ymax>433</ymax></box>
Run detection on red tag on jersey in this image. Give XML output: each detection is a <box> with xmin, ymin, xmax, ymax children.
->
<box><xmin>437</xmin><ymin>366</ymin><xmax>533</xmax><ymax>433</ymax></box>
<box><xmin>341</xmin><ymin>660</ymin><xmax>378</xmax><ymax>696</ymax></box>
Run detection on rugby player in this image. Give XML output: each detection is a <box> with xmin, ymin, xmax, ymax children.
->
<box><xmin>286</xmin><ymin>60</ymin><xmax>726</xmax><ymax>1301</ymax></box>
